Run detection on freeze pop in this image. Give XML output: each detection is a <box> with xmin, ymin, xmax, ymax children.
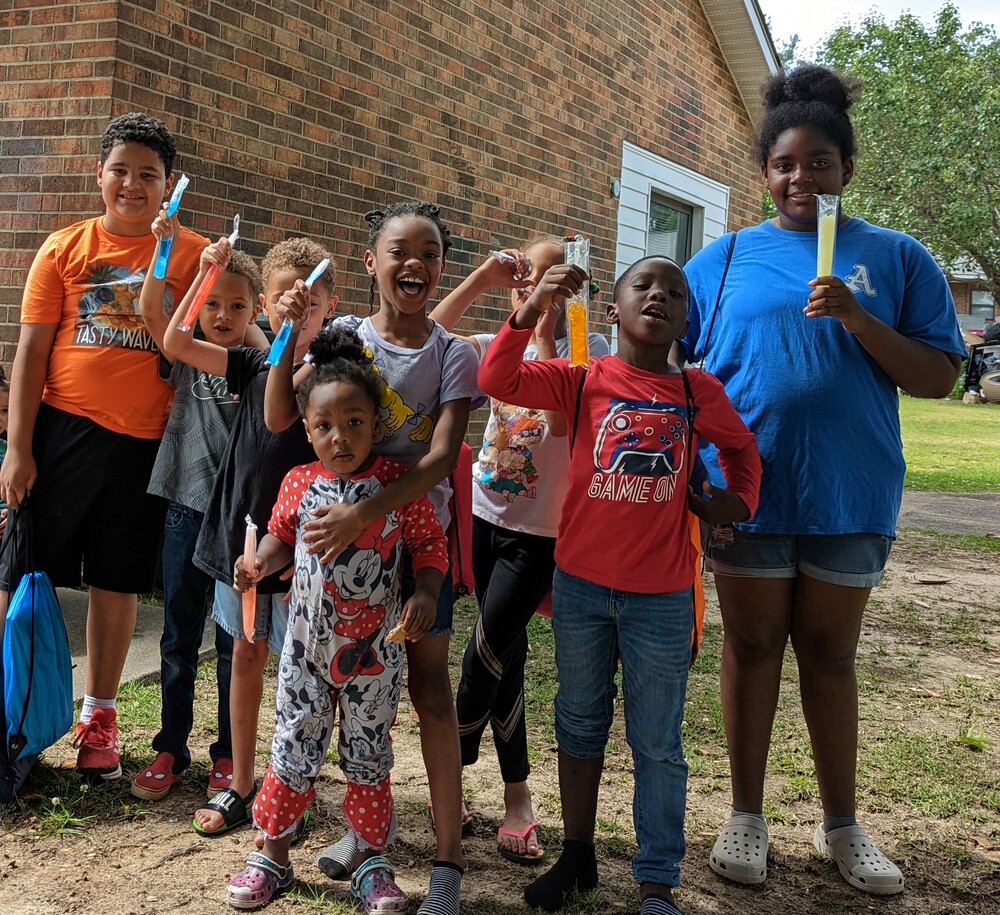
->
<box><xmin>815</xmin><ymin>194</ymin><xmax>839</xmax><ymax>280</ymax></box>
<box><xmin>242</xmin><ymin>515</ymin><xmax>257</xmax><ymax>643</ymax></box>
<box><xmin>176</xmin><ymin>214</ymin><xmax>241</xmax><ymax>332</ymax></box>
<box><xmin>564</xmin><ymin>234</ymin><xmax>591</xmax><ymax>367</ymax></box>
<box><xmin>153</xmin><ymin>173</ymin><xmax>190</xmax><ymax>279</ymax></box>
<box><xmin>266</xmin><ymin>257</ymin><xmax>331</xmax><ymax>366</ymax></box>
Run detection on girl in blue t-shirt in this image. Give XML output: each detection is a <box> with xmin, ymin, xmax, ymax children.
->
<box><xmin>680</xmin><ymin>65</ymin><xmax>965</xmax><ymax>898</ymax></box>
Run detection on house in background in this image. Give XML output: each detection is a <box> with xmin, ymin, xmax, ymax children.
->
<box><xmin>0</xmin><ymin>0</ymin><xmax>778</xmax><ymax>432</ymax></box>
<box><xmin>947</xmin><ymin>263</ymin><xmax>997</xmax><ymax>334</ymax></box>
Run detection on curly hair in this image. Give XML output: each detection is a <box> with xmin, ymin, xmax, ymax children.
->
<box><xmin>364</xmin><ymin>201</ymin><xmax>453</xmax><ymax>255</ymax></box>
<box><xmin>260</xmin><ymin>237</ymin><xmax>337</xmax><ymax>293</ymax></box>
<box><xmin>298</xmin><ymin>325</ymin><xmax>381</xmax><ymax>417</ymax></box>
<box><xmin>225</xmin><ymin>250</ymin><xmax>263</xmax><ymax>301</ymax></box>
<box><xmin>754</xmin><ymin>65</ymin><xmax>862</xmax><ymax>169</ymax></box>
<box><xmin>101</xmin><ymin>113</ymin><xmax>177</xmax><ymax>175</ymax></box>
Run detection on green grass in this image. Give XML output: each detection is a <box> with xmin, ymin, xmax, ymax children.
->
<box><xmin>899</xmin><ymin>396</ymin><xmax>1000</xmax><ymax>492</ymax></box>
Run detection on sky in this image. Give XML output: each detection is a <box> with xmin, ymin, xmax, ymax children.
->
<box><xmin>757</xmin><ymin>0</ymin><xmax>1000</xmax><ymax>56</ymax></box>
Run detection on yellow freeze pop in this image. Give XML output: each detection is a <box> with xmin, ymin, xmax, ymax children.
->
<box><xmin>815</xmin><ymin>194</ymin><xmax>839</xmax><ymax>279</ymax></box>
<box><xmin>564</xmin><ymin>235</ymin><xmax>591</xmax><ymax>367</ymax></box>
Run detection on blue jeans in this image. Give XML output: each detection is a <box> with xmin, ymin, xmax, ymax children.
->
<box><xmin>551</xmin><ymin>568</ymin><xmax>693</xmax><ymax>888</ymax></box>
<box><xmin>153</xmin><ymin>502</ymin><xmax>233</xmax><ymax>769</ymax></box>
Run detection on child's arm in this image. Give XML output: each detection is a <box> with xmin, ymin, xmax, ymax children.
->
<box><xmin>139</xmin><ymin>207</ymin><xmax>178</xmax><ymax>355</ymax></box>
<box><xmin>262</xmin><ymin>280</ymin><xmax>316</xmax><ymax>432</ymax></box>
<box><xmin>533</xmin><ymin>302</ymin><xmax>568</xmax><ymax>437</ymax></box>
<box><xmin>232</xmin><ymin>533</ymin><xmax>294</xmax><ymax>590</ymax></box>
<box><xmin>429</xmin><ymin>249</ymin><xmax>530</xmax><ymax>334</ymax></box>
<box><xmin>685</xmin><ymin>372</ymin><xmax>762</xmax><ymax>526</ymax></box>
<box><xmin>394</xmin><ymin>491</ymin><xmax>449</xmax><ymax>641</ymax></box>
<box><xmin>161</xmin><ymin>238</ymin><xmax>235</xmax><ymax>373</ymax></box>
<box><xmin>0</xmin><ymin>323</ymin><xmax>57</xmax><ymax>509</ymax></box>
<box><xmin>302</xmin><ymin>397</ymin><xmax>471</xmax><ymax>563</ymax></box>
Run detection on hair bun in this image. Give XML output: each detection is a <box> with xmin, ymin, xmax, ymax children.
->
<box><xmin>763</xmin><ymin>64</ymin><xmax>859</xmax><ymax>115</ymax></box>
<box><xmin>308</xmin><ymin>324</ymin><xmax>368</xmax><ymax>367</ymax></box>
<box><xmin>364</xmin><ymin>209</ymin><xmax>384</xmax><ymax>227</ymax></box>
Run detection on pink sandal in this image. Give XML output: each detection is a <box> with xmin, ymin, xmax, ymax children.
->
<box><xmin>227</xmin><ymin>853</ymin><xmax>294</xmax><ymax>910</ymax></box>
<box><xmin>351</xmin><ymin>856</ymin><xmax>408</xmax><ymax>914</ymax></box>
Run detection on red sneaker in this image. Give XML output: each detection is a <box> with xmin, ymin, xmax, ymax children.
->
<box><xmin>131</xmin><ymin>751</ymin><xmax>178</xmax><ymax>800</ymax></box>
<box><xmin>73</xmin><ymin>708</ymin><xmax>122</xmax><ymax>780</ymax></box>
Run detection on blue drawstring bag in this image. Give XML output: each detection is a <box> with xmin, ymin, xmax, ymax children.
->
<box><xmin>0</xmin><ymin>495</ymin><xmax>74</xmax><ymax>802</ymax></box>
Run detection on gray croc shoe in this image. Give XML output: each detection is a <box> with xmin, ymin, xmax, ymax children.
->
<box><xmin>813</xmin><ymin>824</ymin><xmax>904</xmax><ymax>896</ymax></box>
<box><xmin>710</xmin><ymin>814</ymin><xmax>768</xmax><ymax>884</ymax></box>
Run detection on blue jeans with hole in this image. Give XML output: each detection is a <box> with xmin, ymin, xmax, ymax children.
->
<box><xmin>551</xmin><ymin>567</ymin><xmax>693</xmax><ymax>887</ymax></box>
<box><xmin>152</xmin><ymin>502</ymin><xmax>233</xmax><ymax>769</ymax></box>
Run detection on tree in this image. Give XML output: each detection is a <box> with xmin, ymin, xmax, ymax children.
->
<box><xmin>818</xmin><ymin>5</ymin><xmax>1000</xmax><ymax>303</ymax></box>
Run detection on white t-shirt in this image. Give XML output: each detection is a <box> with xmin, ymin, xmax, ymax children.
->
<box><xmin>471</xmin><ymin>332</ymin><xmax>609</xmax><ymax>537</ymax></box>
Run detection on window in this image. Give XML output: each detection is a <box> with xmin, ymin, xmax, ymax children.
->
<box><xmin>971</xmin><ymin>289</ymin><xmax>996</xmax><ymax>320</ymax></box>
<box><xmin>648</xmin><ymin>196</ymin><xmax>693</xmax><ymax>265</ymax></box>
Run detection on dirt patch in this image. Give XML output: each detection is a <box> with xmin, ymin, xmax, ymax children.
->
<box><xmin>1</xmin><ymin>531</ymin><xmax>999</xmax><ymax>914</ymax></box>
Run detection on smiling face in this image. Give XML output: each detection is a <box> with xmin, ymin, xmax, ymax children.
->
<box><xmin>261</xmin><ymin>267</ymin><xmax>337</xmax><ymax>363</ymax></box>
<box><xmin>364</xmin><ymin>214</ymin><xmax>445</xmax><ymax>318</ymax></box>
<box><xmin>98</xmin><ymin>142</ymin><xmax>172</xmax><ymax>237</ymax></box>
<box><xmin>608</xmin><ymin>257</ymin><xmax>689</xmax><ymax>349</ymax></box>
<box><xmin>303</xmin><ymin>379</ymin><xmax>377</xmax><ymax>478</ymax></box>
<box><xmin>763</xmin><ymin>126</ymin><xmax>854</xmax><ymax>231</ymax></box>
<box><xmin>197</xmin><ymin>272</ymin><xmax>258</xmax><ymax>347</ymax></box>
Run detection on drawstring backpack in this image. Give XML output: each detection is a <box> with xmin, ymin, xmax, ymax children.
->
<box><xmin>0</xmin><ymin>495</ymin><xmax>74</xmax><ymax>802</ymax></box>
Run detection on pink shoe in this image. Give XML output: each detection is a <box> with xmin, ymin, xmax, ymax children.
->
<box><xmin>73</xmin><ymin>708</ymin><xmax>122</xmax><ymax>780</ymax></box>
<box><xmin>227</xmin><ymin>853</ymin><xmax>294</xmax><ymax>910</ymax></box>
<box><xmin>351</xmin><ymin>856</ymin><xmax>408</xmax><ymax>914</ymax></box>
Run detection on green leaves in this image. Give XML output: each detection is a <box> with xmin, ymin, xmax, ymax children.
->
<box><xmin>816</xmin><ymin>3</ymin><xmax>1000</xmax><ymax>299</ymax></box>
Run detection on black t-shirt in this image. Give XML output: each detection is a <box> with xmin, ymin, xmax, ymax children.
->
<box><xmin>193</xmin><ymin>347</ymin><xmax>314</xmax><ymax>592</ymax></box>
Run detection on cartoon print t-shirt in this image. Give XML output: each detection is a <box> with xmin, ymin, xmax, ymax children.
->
<box><xmin>21</xmin><ymin>217</ymin><xmax>207</xmax><ymax>438</ymax></box>
<box><xmin>331</xmin><ymin>314</ymin><xmax>482</xmax><ymax>529</ymax></box>
<box><xmin>147</xmin><ymin>359</ymin><xmax>241</xmax><ymax>514</ymax></box>
<box><xmin>471</xmin><ymin>332</ymin><xmax>610</xmax><ymax>538</ymax></box>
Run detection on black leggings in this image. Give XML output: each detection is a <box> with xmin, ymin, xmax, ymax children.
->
<box><xmin>456</xmin><ymin>515</ymin><xmax>556</xmax><ymax>783</ymax></box>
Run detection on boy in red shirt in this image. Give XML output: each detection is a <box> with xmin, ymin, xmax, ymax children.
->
<box><xmin>0</xmin><ymin>113</ymin><xmax>207</xmax><ymax>780</ymax></box>
<box><xmin>478</xmin><ymin>255</ymin><xmax>761</xmax><ymax>915</ymax></box>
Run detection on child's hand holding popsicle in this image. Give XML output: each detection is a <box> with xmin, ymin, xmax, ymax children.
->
<box><xmin>232</xmin><ymin>552</ymin><xmax>263</xmax><ymax>591</ymax></box>
<box><xmin>513</xmin><ymin>263</ymin><xmax>587</xmax><ymax>330</ymax></box>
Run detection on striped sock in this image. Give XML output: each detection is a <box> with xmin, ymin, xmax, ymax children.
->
<box><xmin>315</xmin><ymin>831</ymin><xmax>359</xmax><ymax>880</ymax></box>
<box><xmin>416</xmin><ymin>861</ymin><xmax>463</xmax><ymax>915</ymax></box>
<box><xmin>639</xmin><ymin>894</ymin><xmax>683</xmax><ymax>915</ymax></box>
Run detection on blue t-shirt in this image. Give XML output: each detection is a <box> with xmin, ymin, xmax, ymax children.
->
<box><xmin>682</xmin><ymin>218</ymin><xmax>965</xmax><ymax>537</ymax></box>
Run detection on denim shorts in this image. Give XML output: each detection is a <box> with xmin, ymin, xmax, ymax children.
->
<box><xmin>704</xmin><ymin>528</ymin><xmax>892</xmax><ymax>588</ymax></box>
<box><xmin>212</xmin><ymin>580</ymin><xmax>289</xmax><ymax>653</ymax></box>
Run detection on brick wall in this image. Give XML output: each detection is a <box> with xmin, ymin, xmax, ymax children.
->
<box><xmin>0</xmin><ymin>0</ymin><xmax>762</xmax><ymax>436</ymax></box>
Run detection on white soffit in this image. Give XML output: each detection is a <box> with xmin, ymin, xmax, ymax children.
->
<box><xmin>700</xmin><ymin>0</ymin><xmax>781</xmax><ymax>129</ymax></box>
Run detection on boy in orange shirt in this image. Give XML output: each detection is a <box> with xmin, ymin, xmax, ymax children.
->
<box><xmin>0</xmin><ymin>112</ymin><xmax>208</xmax><ymax>780</ymax></box>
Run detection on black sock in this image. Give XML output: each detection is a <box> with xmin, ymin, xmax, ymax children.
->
<box><xmin>523</xmin><ymin>839</ymin><xmax>598</xmax><ymax>912</ymax></box>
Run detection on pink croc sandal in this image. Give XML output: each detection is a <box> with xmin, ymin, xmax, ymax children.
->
<box><xmin>351</xmin><ymin>856</ymin><xmax>408</xmax><ymax>914</ymax></box>
<box><xmin>227</xmin><ymin>853</ymin><xmax>294</xmax><ymax>910</ymax></box>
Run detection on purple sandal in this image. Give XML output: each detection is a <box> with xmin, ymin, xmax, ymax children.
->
<box><xmin>351</xmin><ymin>855</ymin><xmax>408</xmax><ymax>914</ymax></box>
<box><xmin>227</xmin><ymin>852</ymin><xmax>294</xmax><ymax>910</ymax></box>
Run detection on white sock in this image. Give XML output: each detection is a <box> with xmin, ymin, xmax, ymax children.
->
<box><xmin>79</xmin><ymin>695</ymin><xmax>116</xmax><ymax>724</ymax></box>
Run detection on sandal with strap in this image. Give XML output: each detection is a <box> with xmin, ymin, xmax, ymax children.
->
<box><xmin>813</xmin><ymin>824</ymin><xmax>904</xmax><ymax>896</ymax></box>
<box><xmin>351</xmin><ymin>855</ymin><xmax>408</xmax><ymax>914</ymax></box>
<box><xmin>710</xmin><ymin>814</ymin><xmax>768</xmax><ymax>884</ymax></box>
<box><xmin>192</xmin><ymin>783</ymin><xmax>257</xmax><ymax>837</ymax></box>
<box><xmin>227</xmin><ymin>852</ymin><xmax>294</xmax><ymax>910</ymax></box>
<box><xmin>498</xmin><ymin>819</ymin><xmax>545</xmax><ymax>866</ymax></box>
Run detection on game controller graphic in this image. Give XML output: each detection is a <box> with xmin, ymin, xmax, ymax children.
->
<box><xmin>593</xmin><ymin>399</ymin><xmax>688</xmax><ymax>476</ymax></box>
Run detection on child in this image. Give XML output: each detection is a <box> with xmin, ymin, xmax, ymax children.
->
<box><xmin>131</xmin><ymin>212</ymin><xmax>264</xmax><ymax>801</ymax></box>
<box><xmin>478</xmin><ymin>256</ymin><xmax>762</xmax><ymax>915</ymax></box>
<box><xmin>0</xmin><ymin>112</ymin><xmax>207</xmax><ymax>780</ymax></box>
<box><xmin>432</xmin><ymin>237</ymin><xmax>610</xmax><ymax>864</ymax></box>
<box><xmin>266</xmin><ymin>202</ymin><xmax>480</xmax><ymax>915</ymax></box>
<box><xmin>226</xmin><ymin>325</ymin><xmax>449</xmax><ymax>912</ymax></box>
<box><xmin>681</xmin><ymin>65</ymin><xmax>965</xmax><ymax>895</ymax></box>
<box><xmin>167</xmin><ymin>237</ymin><xmax>338</xmax><ymax>837</ymax></box>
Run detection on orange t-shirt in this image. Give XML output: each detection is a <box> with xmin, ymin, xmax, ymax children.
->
<box><xmin>21</xmin><ymin>217</ymin><xmax>208</xmax><ymax>439</ymax></box>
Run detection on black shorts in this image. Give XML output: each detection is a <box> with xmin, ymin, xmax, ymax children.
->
<box><xmin>0</xmin><ymin>403</ymin><xmax>166</xmax><ymax>594</ymax></box>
